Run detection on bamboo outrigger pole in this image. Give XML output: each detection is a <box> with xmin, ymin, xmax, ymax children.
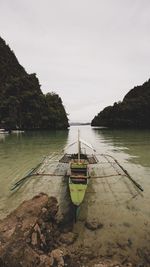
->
<box><xmin>102</xmin><ymin>154</ymin><xmax>144</xmax><ymax>192</ymax></box>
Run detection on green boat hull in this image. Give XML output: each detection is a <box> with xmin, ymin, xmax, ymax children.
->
<box><xmin>69</xmin><ymin>179</ymin><xmax>88</xmax><ymax>206</ymax></box>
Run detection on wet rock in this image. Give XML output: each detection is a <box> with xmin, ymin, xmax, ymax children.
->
<box><xmin>31</xmin><ymin>231</ymin><xmax>38</xmax><ymax>246</ymax></box>
<box><xmin>39</xmin><ymin>254</ymin><xmax>53</xmax><ymax>267</ymax></box>
<box><xmin>125</xmin><ymin>263</ymin><xmax>133</xmax><ymax>267</ymax></box>
<box><xmin>50</xmin><ymin>248</ymin><xmax>64</xmax><ymax>267</ymax></box>
<box><xmin>41</xmin><ymin>207</ymin><xmax>48</xmax><ymax>214</ymax></box>
<box><xmin>56</xmin><ymin>212</ymin><xmax>65</xmax><ymax>224</ymax></box>
<box><xmin>85</xmin><ymin>219</ymin><xmax>103</xmax><ymax>230</ymax></box>
<box><xmin>47</xmin><ymin>197</ymin><xmax>59</xmax><ymax>220</ymax></box>
<box><xmin>0</xmin><ymin>193</ymin><xmax>60</xmax><ymax>267</ymax></box>
<box><xmin>60</xmin><ymin>232</ymin><xmax>78</xmax><ymax>245</ymax></box>
<box><xmin>34</xmin><ymin>223</ymin><xmax>41</xmax><ymax>234</ymax></box>
<box><xmin>0</xmin><ymin>193</ymin><xmax>136</xmax><ymax>267</ymax></box>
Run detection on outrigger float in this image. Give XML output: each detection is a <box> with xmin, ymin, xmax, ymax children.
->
<box><xmin>11</xmin><ymin>130</ymin><xmax>143</xmax><ymax>211</ymax></box>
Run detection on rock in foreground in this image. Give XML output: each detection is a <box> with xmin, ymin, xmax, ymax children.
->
<box><xmin>0</xmin><ymin>193</ymin><xmax>134</xmax><ymax>267</ymax></box>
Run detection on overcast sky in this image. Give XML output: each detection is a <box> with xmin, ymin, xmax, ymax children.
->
<box><xmin>1</xmin><ymin>0</ymin><xmax>150</xmax><ymax>122</ymax></box>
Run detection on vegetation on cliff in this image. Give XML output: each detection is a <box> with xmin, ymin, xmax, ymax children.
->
<box><xmin>0</xmin><ymin>37</ymin><xmax>69</xmax><ymax>130</ymax></box>
<box><xmin>91</xmin><ymin>79</ymin><xmax>150</xmax><ymax>128</ymax></box>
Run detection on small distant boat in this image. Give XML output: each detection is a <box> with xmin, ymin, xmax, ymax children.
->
<box><xmin>0</xmin><ymin>129</ymin><xmax>9</xmax><ymax>134</ymax></box>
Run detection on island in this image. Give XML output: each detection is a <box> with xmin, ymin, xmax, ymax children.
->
<box><xmin>0</xmin><ymin>37</ymin><xmax>69</xmax><ymax>130</ymax></box>
<box><xmin>91</xmin><ymin>79</ymin><xmax>150</xmax><ymax>128</ymax></box>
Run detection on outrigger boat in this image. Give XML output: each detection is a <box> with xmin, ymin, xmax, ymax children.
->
<box><xmin>11</xmin><ymin>130</ymin><xmax>144</xmax><ymax>212</ymax></box>
<box><xmin>65</xmin><ymin>130</ymin><xmax>96</xmax><ymax>206</ymax></box>
<box><xmin>11</xmin><ymin>130</ymin><xmax>97</xmax><ymax>207</ymax></box>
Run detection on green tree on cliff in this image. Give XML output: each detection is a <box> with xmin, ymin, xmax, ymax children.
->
<box><xmin>0</xmin><ymin>37</ymin><xmax>69</xmax><ymax>130</ymax></box>
<box><xmin>91</xmin><ymin>79</ymin><xmax>150</xmax><ymax>129</ymax></box>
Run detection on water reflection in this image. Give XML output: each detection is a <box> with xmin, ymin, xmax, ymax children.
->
<box><xmin>92</xmin><ymin>127</ymin><xmax>150</xmax><ymax>167</ymax></box>
<box><xmin>0</xmin><ymin>133</ymin><xmax>7</xmax><ymax>142</ymax></box>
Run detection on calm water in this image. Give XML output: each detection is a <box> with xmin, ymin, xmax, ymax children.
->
<box><xmin>0</xmin><ymin>126</ymin><xmax>150</xmax><ymax>262</ymax></box>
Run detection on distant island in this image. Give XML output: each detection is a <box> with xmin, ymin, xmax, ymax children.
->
<box><xmin>91</xmin><ymin>79</ymin><xmax>150</xmax><ymax>128</ymax></box>
<box><xmin>70</xmin><ymin>122</ymin><xmax>90</xmax><ymax>126</ymax></box>
<box><xmin>0</xmin><ymin>37</ymin><xmax>69</xmax><ymax>130</ymax></box>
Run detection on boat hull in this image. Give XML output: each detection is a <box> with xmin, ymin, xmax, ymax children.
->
<box><xmin>69</xmin><ymin>178</ymin><xmax>88</xmax><ymax>206</ymax></box>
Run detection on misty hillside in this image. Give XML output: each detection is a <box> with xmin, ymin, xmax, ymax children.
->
<box><xmin>0</xmin><ymin>37</ymin><xmax>69</xmax><ymax>130</ymax></box>
<box><xmin>91</xmin><ymin>79</ymin><xmax>150</xmax><ymax>128</ymax></box>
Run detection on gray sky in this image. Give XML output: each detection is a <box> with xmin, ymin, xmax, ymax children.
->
<box><xmin>1</xmin><ymin>0</ymin><xmax>150</xmax><ymax>122</ymax></box>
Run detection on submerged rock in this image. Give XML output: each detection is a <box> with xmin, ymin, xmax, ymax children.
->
<box><xmin>85</xmin><ymin>219</ymin><xmax>103</xmax><ymax>231</ymax></box>
<box><xmin>0</xmin><ymin>193</ymin><xmax>136</xmax><ymax>267</ymax></box>
<box><xmin>50</xmin><ymin>249</ymin><xmax>64</xmax><ymax>267</ymax></box>
<box><xmin>60</xmin><ymin>232</ymin><xmax>78</xmax><ymax>245</ymax></box>
<box><xmin>0</xmin><ymin>193</ymin><xmax>61</xmax><ymax>266</ymax></box>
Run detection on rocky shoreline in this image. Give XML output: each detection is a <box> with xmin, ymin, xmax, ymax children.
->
<box><xmin>0</xmin><ymin>193</ymin><xmax>147</xmax><ymax>267</ymax></box>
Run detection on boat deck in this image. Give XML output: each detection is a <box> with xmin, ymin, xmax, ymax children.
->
<box><xmin>59</xmin><ymin>153</ymin><xmax>98</xmax><ymax>164</ymax></box>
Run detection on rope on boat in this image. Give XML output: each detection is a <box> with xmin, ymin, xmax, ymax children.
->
<box><xmin>100</xmin><ymin>154</ymin><xmax>144</xmax><ymax>192</ymax></box>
